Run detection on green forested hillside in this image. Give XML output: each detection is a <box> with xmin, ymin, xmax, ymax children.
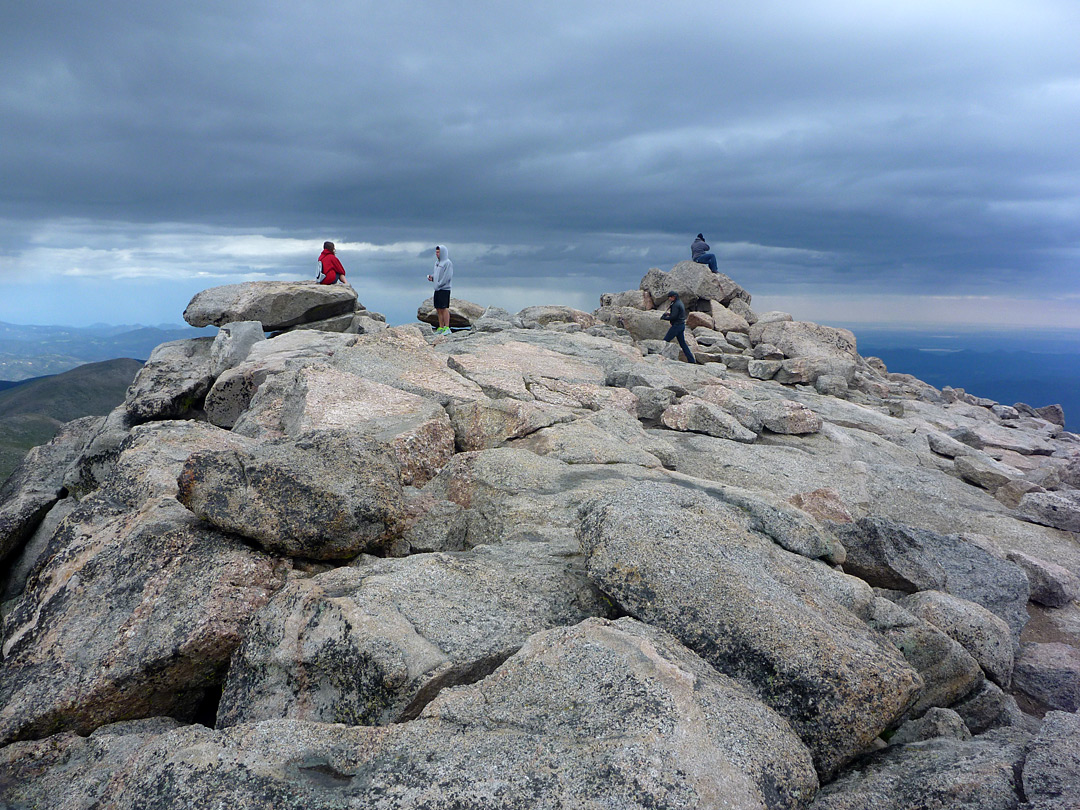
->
<box><xmin>0</xmin><ymin>358</ymin><xmax>143</xmax><ymax>482</ymax></box>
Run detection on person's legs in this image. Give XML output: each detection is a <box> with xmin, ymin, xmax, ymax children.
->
<box><xmin>665</xmin><ymin>323</ymin><xmax>695</xmax><ymax>363</ymax></box>
<box><xmin>694</xmin><ymin>253</ymin><xmax>718</xmax><ymax>273</ymax></box>
<box><xmin>438</xmin><ymin>308</ymin><xmax>450</xmax><ymax>330</ymax></box>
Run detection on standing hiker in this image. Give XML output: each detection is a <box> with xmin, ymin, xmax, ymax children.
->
<box><xmin>661</xmin><ymin>290</ymin><xmax>696</xmax><ymax>364</ymax></box>
<box><xmin>427</xmin><ymin>244</ymin><xmax>454</xmax><ymax>335</ymax></box>
<box><xmin>316</xmin><ymin>242</ymin><xmax>347</xmax><ymax>284</ymax></box>
<box><xmin>691</xmin><ymin>233</ymin><xmax>718</xmax><ymax>273</ymax></box>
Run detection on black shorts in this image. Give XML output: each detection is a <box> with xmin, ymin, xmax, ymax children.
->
<box><xmin>433</xmin><ymin>289</ymin><xmax>451</xmax><ymax>309</ymax></box>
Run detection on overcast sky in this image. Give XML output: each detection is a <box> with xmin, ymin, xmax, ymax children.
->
<box><xmin>1</xmin><ymin>0</ymin><xmax>1078</xmax><ymax>329</ymax></box>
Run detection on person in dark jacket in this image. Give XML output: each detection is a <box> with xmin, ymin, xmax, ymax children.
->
<box><xmin>316</xmin><ymin>242</ymin><xmax>347</xmax><ymax>285</ymax></box>
<box><xmin>661</xmin><ymin>291</ymin><xmax>696</xmax><ymax>363</ymax></box>
<box><xmin>690</xmin><ymin>233</ymin><xmax>718</xmax><ymax>273</ymax></box>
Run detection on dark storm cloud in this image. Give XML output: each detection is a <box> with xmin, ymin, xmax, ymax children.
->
<box><xmin>1</xmin><ymin>0</ymin><xmax>1079</xmax><ymax>322</ymax></box>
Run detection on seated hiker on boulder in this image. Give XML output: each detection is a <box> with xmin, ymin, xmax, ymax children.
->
<box><xmin>661</xmin><ymin>290</ymin><xmax>696</xmax><ymax>364</ymax></box>
<box><xmin>426</xmin><ymin>244</ymin><xmax>454</xmax><ymax>335</ymax></box>
<box><xmin>316</xmin><ymin>241</ymin><xmax>347</xmax><ymax>285</ymax></box>
<box><xmin>691</xmin><ymin>233</ymin><xmax>718</xmax><ymax>273</ymax></box>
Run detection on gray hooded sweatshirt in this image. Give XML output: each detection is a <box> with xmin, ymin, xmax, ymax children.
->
<box><xmin>433</xmin><ymin>245</ymin><xmax>454</xmax><ymax>291</ymax></box>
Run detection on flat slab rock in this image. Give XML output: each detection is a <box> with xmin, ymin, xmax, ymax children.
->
<box><xmin>184</xmin><ymin>280</ymin><xmax>357</xmax><ymax>330</ymax></box>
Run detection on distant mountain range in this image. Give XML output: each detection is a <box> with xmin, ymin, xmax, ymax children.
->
<box><xmin>0</xmin><ymin>358</ymin><xmax>144</xmax><ymax>482</ymax></box>
<box><xmin>0</xmin><ymin>321</ymin><xmax>213</xmax><ymax>381</ymax></box>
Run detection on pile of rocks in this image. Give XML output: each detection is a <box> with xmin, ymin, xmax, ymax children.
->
<box><xmin>1</xmin><ymin>267</ymin><xmax>1078</xmax><ymax>809</ymax></box>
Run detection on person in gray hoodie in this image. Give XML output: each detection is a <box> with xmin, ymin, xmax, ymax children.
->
<box><xmin>426</xmin><ymin>244</ymin><xmax>454</xmax><ymax>335</ymax></box>
<box><xmin>661</xmin><ymin>290</ymin><xmax>696</xmax><ymax>363</ymax></box>
<box><xmin>690</xmin><ymin>233</ymin><xmax>718</xmax><ymax>273</ymax></box>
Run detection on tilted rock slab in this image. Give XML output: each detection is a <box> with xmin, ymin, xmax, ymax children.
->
<box><xmin>177</xmin><ymin>429</ymin><xmax>405</xmax><ymax>560</ymax></box>
<box><xmin>661</xmin><ymin>398</ymin><xmax>759</xmax><ymax>442</ymax></box>
<box><xmin>216</xmin><ymin>542</ymin><xmax>615</xmax><ymax>728</ymax></box>
<box><xmin>580</xmin><ymin>481</ymin><xmax>922</xmax><ymax>777</ymax></box>
<box><xmin>640</xmin><ymin>261</ymin><xmax>750</xmax><ymax>307</ymax></box>
<box><xmin>808</xmin><ymin>728</ymin><xmax>1030</xmax><ymax>810</ymax></box>
<box><xmin>184</xmin><ymin>280</ymin><xmax>357</xmax><ymax>330</ymax></box>
<box><xmin>0</xmin><ymin>494</ymin><xmax>287</xmax><ymax>746</ymax></box>
<box><xmin>15</xmin><ymin>619</ymin><xmax>819</xmax><ymax>810</ymax></box>
<box><xmin>448</xmin><ymin>396</ymin><xmax>575</xmax><ymax>452</ymax></box>
<box><xmin>1013</xmin><ymin>642</ymin><xmax>1080</xmax><ymax>713</ymax></box>
<box><xmin>516</xmin><ymin>304</ymin><xmax>596</xmax><ymax>328</ymax></box>
<box><xmin>123</xmin><ymin>337</ymin><xmax>215</xmax><ymax>422</ymax></box>
<box><xmin>1007</xmin><ymin>550</ymin><xmax>1080</xmax><ymax>607</ymax></box>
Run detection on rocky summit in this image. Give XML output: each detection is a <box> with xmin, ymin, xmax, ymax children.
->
<box><xmin>1</xmin><ymin>272</ymin><xmax>1078</xmax><ymax>809</ymax></box>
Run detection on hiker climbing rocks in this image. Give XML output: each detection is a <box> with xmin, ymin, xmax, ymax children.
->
<box><xmin>317</xmin><ymin>242</ymin><xmax>347</xmax><ymax>285</ymax></box>
<box><xmin>661</xmin><ymin>290</ymin><xmax>696</xmax><ymax>363</ymax></box>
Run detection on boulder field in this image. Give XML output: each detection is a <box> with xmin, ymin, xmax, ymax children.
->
<box><xmin>1</xmin><ymin>269</ymin><xmax>1078</xmax><ymax>809</ymax></box>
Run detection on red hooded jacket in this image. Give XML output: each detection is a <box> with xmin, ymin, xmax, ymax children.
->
<box><xmin>317</xmin><ymin>250</ymin><xmax>346</xmax><ymax>284</ymax></box>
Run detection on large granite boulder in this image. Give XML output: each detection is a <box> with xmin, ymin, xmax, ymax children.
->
<box><xmin>579</xmin><ymin>481</ymin><xmax>921</xmax><ymax>777</ymax></box>
<box><xmin>516</xmin><ymin>304</ymin><xmax>596</xmax><ymax>328</ymax></box>
<box><xmin>7</xmin><ymin>619</ymin><xmax>820</xmax><ymax>810</ymax></box>
<box><xmin>177</xmin><ymin>429</ymin><xmax>405</xmax><ymax>560</ymax></box>
<box><xmin>184</xmin><ymin>281</ymin><xmax>357</xmax><ymax>330</ymax></box>
<box><xmin>123</xmin><ymin>337</ymin><xmax>215</xmax><ymax>422</ymax></box>
<box><xmin>230</xmin><ymin>363</ymin><xmax>455</xmax><ymax>486</ymax></box>
<box><xmin>1022</xmin><ymin>710</ymin><xmax>1080</xmax><ymax>809</ymax></box>
<box><xmin>216</xmin><ymin>542</ymin><xmax>614</xmax><ymax>728</ymax></box>
<box><xmin>640</xmin><ymin>262</ymin><xmax>750</xmax><ymax>307</ymax></box>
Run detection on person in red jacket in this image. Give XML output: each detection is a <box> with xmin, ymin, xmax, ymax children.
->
<box><xmin>316</xmin><ymin>242</ymin><xmax>347</xmax><ymax>284</ymax></box>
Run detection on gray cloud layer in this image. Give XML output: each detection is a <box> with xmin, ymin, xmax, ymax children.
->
<box><xmin>2</xmin><ymin>0</ymin><xmax>1078</xmax><ymax>325</ymax></box>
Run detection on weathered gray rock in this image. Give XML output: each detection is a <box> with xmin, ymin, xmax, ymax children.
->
<box><xmin>832</xmin><ymin>518</ymin><xmax>1030</xmax><ymax>639</ymax></box>
<box><xmin>0</xmin><ymin>416</ymin><xmax>100</xmax><ymax>567</ymax></box>
<box><xmin>1022</xmin><ymin>710</ymin><xmax>1080</xmax><ymax>809</ymax></box>
<box><xmin>755</xmin><ymin>310</ymin><xmax>793</xmax><ymax>325</ymax></box>
<box><xmin>815</xmin><ymin>374</ymin><xmax>850</xmax><ymax>397</ymax></box>
<box><xmin>177</xmin><ymin>430</ymin><xmax>405</xmax><ymax>559</ymax></box>
<box><xmin>1013</xmin><ymin>643</ymin><xmax>1080</xmax><ymax>713</ymax></box>
<box><xmin>640</xmin><ymin>262</ymin><xmax>749</xmax><ymax>307</ymax></box>
<box><xmin>1007</xmin><ymin>551</ymin><xmax>1080</xmax><ymax>607</ymax></box>
<box><xmin>899</xmin><ymin>590</ymin><xmax>1014</xmax><ymax>687</ymax></box>
<box><xmin>709</xmin><ymin>300</ymin><xmax>751</xmax><ymax>332</ymax></box>
<box><xmin>809</xmin><ymin>728</ymin><xmax>1028</xmax><ymax>810</ymax></box>
<box><xmin>775</xmin><ymin>356</ymin><xmax>857</xmax><ymax>386</ymax></box>
<box><xmin>0</xmin><ymin>718</ymin><xmax>184</xmax><ymax>810</ymax></box>
<box><xmin>1017</xmin><ymin>491</ymin><xmax>1080</xmax><ymax>532</ymax></box>
<box><xmin>209</xmin><ymin>320</ymin><xmax>265</xmax><ymax>376</ymax></box>
<box><xmin>329</xmin><ymin>326</ymin><xmax>484</xmax><ymax>406</ymax></box>
<box><xmin>417</xmin><ymin>296</ymin><xmax>485</xmax><ymax>327</ymax></box>
<box><xmin>750</xmin><ymin>320</ymin><xmax>857</xmax><ymax>361</ymax></box>
<box><xmin>123</xmin><ymin>337</ymin><xmax>215</xmax><ymax>422</ymax></box>
<box><xmin>661</xmin><ymin>399</ymin><xmax>758</xmax><ymax>442</ymax></box>
<box><xmin>448</xmin><ymin>396</ymin><xmax>575</xmax><ymax>451</ymax></box>
<box><xmin>749</xmin><ymin>358</ymin><xmax>783</xmax><ymax>380</ymax></box>
<box><xmin>1</xmin><ymin>496</ymin><xmax>77</xmax><ymax>601</ymax></box>
<box><xmin>231</xmin><ymin>363</ymin><xmax>455</xmax><ymax>487</ymax></box>
<box><xmin>727</xmin><ymin>297</ymin><xmax>757</xmax><ymax>324</ymax></box>
<box><xmin>204</xmin><ymin>329</ymin><xmax>359</xmax><ymax>428</ymax></box>
<box><xmin>951</xmin><ymin>679</ymin><xmax>1025</xmax><ymax>734</ymax></box>
<box><xmin>60</xmin><ymin>405</ymin><xmax>135</xmax><ymax>498</ymax></box>
<box><xmin>789</xmin><ymin>488</ymin><xmax>855</xmax><ymax>524</ymax></box>
<box><xmin>516</xmin><ymin>304</ymin><xmax>596</xmax><ymax>328</ymax></box>
<box><xmin>27</xmin><ymin>619</ymin><xmax>819</xmax><ymax>810</ymax></box>
<box><xmin>598</xmin><ymin>288</ymin><xmax>650</xmax><ymax>309</ymax></box>
<box><xmin>514</xmin><ymin>409</ymin><xmax>670</xmax><ymax>468</ymax></box>
<box><xmin>831</xmin><ymin>518</ymin><xmax>948</xmax><ymax>592</ymax></box>
<box><xmin>0</xmin><ymin>491</ymin><xmax>287</xmax><ymax>745</ymax></box>
<box><xmin>632</xmin><ymin>385</ymin><xmax>677</xmax><ymax>420</ymax></box>
<box><xmin>184</xmin><ymin>280</ymin><xmax>357</xmax><ymax>330</ymax></box>
<box><xmin>889</xmin><ymin>707</ymin><xmax>971</xmax><ymax>745</ymax></box>
<box><xmin>216</xmin><ymin>542</ymin><xmax>614</xmax><ymax>728</ymax></box>
<box><xmin>868</xmin><ymin>597</ymin><xmax>984</xmax><ymax>717</ymax></box>
<box><xmin>955</xmin><ymin>453</ymin><xmax>1024</xmax><ymax>490</ymax></box>
<box><xmin>592</xmin><ymin>305</ymin><xmax>671</xmax><ymax>341</ymax></box>
<box><xmin>756</xmin><ymin>399</ymin><xmax>823</xmax><ymax>435</ymax></box>
<box><xmin>580</xmin><ymin>482</ymin><xmax>921</xmax><ymax>777</ymax></box>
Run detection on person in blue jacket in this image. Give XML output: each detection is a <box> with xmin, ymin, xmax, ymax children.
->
<box><xmin>426</xmin><ymin>244</ymin><xmax>454</xmax><ymax>335</ymax></box>
<box><xmin>691</xmin><ymin>233</ymin><xmax>718</xmax><ymax>273</ymax></box>
<box><xmin>661</xmin><ymin>291</ymin><xmax>696</xmax><ymax>363</ymax></box>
